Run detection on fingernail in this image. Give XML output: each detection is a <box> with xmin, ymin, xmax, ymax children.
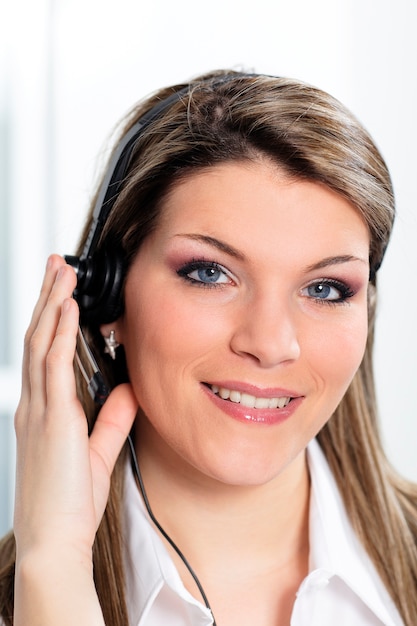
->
<box><xmin>62</xmin><ymin>298</ymin><xmax>72</xmax><ymax>313</ymax></box>
<box><xmin>55</xmin><ymin>266</ymin><xmax>66</xmax><ymax>282</ymax></box>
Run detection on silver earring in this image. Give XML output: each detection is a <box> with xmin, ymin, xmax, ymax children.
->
<box><xmin>104</xmin><ymin>330</ymin><xmax>120</xmax><ymax>360</ymax></box>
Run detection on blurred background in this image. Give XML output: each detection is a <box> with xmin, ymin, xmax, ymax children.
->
<box><xmin>1</xmin><ymin>0</ymin><xmax>416</xmax><ymax>535</ymax></box>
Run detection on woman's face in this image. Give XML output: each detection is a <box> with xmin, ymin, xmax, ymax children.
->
<box><xmin>110</xmin><ymin>161</ymin><xmax>370</xmax><ymax>486</ymax></box>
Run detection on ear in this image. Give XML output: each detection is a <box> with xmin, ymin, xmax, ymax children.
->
<box><xmin>100</xmin><ymin>321</ymin><xmax>124</xmax><ymax>361</ymax></box>
<box><xmin>100</xmin><ymin>320</ymin><xmax>124</xmax><ymax>345</ymax></box>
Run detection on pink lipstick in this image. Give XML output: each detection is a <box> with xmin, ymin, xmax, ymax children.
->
<box><xmin>201</xmin><ymin>381</ymin><xmax>303</xmax><ymax>425</ymax></box>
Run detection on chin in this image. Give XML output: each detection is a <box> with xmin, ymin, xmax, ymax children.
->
<box><xmin>193</xmin><ymin>446</ymin><xmax>306</xmax><ymax>488</ymax></box>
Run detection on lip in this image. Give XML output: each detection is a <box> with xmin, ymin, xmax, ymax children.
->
<box><xmin>201</xmin><ymin>381</ymin><xmax>304</xmax><ymax>425</ymax></box>
<box><xmin>206</xmin><ymin>380</ymin><xmax>300</xmax><ymax>398</ymax></box>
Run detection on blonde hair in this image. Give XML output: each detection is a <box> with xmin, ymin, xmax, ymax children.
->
<box><xmin>1</xmin><ymin>71</ymin><xmax>416</xmax><ymax>625</ymax></box>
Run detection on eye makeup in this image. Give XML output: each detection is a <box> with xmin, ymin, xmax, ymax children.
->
<box><xmin>176</xmin><ymin>259</ymin><xmax>234</xmax><ymax>287</ymax></box>
<box><xmin>301</xmin><ymin>278</ymin><xmax>356</xmax><ymax>305</ymax></box>
<box><xmin>166</xmin><ymin>234</ymin><xmax>366</xmax><ymax>304</ymax></box>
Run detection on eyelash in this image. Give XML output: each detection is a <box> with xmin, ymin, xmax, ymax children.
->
<box><xmin>302</xmin><ymin>279</ymin><xmax>355</xmax><ymax>306</ymax></box>
<box><xmin>177</xmin><ymin>260</ymin><xmax>355</xmax><ymax>304</ymax></box>
<box><xmin>177</xmin><ymin>259</ymin><xmax>233</xmax><ymax>288</ymax></box>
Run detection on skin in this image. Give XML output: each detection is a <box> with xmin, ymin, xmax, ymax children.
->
<box><xmin>13</xmin><ymin>160</ymin><xmax>370</xmax><ymax>626</ymax></box>
<box><xmin>103</xmin><ymin>160</ymin><xmax>370</xmax><ymax>624</ymax></box>
<box><xmin>13</xmin><ymin>257</ymin><xmax>138</xmax><ymax>625</ymax></box>
<box><xmin>108</xmin><ymin>160</ymin><xmax>369</xmax><ymax>485</ymax></box>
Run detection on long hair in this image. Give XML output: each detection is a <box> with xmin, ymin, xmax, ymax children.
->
<box><xmin>1</xmin><ymin>70</ymin><xmax>416</xmax><ymax>625</ymax></box>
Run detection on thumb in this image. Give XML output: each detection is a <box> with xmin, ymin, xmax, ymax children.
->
<box><xmin>90</xmin><ymin>383</ymin><xmax>139</xmax><ymax>474</ymax></box>
<box><xmin>89</xmin><ymin>383</ymin><xmax>138</xmax><ymax>519</ymax></box>
<box><xmin>89</xmin><ymin>383</ymin><xmax>138</xmax><ymax>527</ymax></box>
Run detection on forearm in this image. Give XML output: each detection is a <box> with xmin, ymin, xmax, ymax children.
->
<box><xmin>14</xmin><ymin>548</ymin><xmax>105</xmax><ymax>626</ymax></box>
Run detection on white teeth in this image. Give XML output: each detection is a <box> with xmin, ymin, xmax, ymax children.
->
<box><xmin>219</xmin><ymin>387</ymin><xmax>230</xmax><ymax>400</ymax></box>
<box><xmin>277</xmin><ymin>397</ymin><xmax>290</xmax><ymax>409</ymax></box>
<box><xmin>241</xmin><ymin>392</ymin><xmax>256</xmax><ymax>408</ymax></box>
<box><xmin>254</xmin><ymin>397</ymin><xmax>270</xmax><ymax>409</ymax></box>
<box><xmin>230</xmin><ymin>390</ymin><xmax>241</xmax><ymax>403</ymax></box>
<box><xmin>211</xmin><ymin>386</ymin><xmax>291</xmax><ymax>409</ymax></box>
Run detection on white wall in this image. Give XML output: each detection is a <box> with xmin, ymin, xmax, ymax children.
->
<box><xmin>1</xmin><ymin>0</ymin><xmax>416</xmax><ymax>530</ymax></box>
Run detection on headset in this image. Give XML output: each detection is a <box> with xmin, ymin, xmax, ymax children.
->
<box><xmin>64</xmin><ymin>88</ymin><xmax>190</xmax><ymax>326</ymax></box>
<box><xmin>64</xmin><ymin>87</ymin><xmax>195</xmax><ymax>404</ymax></box>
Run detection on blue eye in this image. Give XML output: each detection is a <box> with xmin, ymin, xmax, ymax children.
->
<box><xmin>302</xmin><ymin>280</ymin><xmax>354</xmax><ymax>303</ymax></box>
<box><xmin>177</xmin><ymin>261</ymin><xmax>231</xmax><ymax>286</ymax></box>
<box><xmin>192</xmin><ymin>266</ymin><xmax>225</xmax><ymax>283</ymax></box>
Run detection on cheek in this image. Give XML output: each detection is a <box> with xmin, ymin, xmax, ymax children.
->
<box><xmin>309</xmin><ymin>314</ymin><xmax>368</xmax><ymax>390</ymax></box>
<box><xmin>122</xmin><ymin>284</ymin><xmax>230</xmax><ymax>381</ymax></box>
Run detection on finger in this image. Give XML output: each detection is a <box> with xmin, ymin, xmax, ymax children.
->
<box><xmin>27</xmin><ymin>255</ymin><xmax>67</xmax><ymax>335</ymax></box>
<box><xmin>28</xmin><ymin>264</ymin><xmax>78</xmax><ymax>412</ymax></box>
<box><xmin>20</xmin><ymin>255</ymin><xmax>68</xmax><ymax>403</ymax></box>
<box><xmin>45</xmin><ymin>296</ymin><xmax>81</xmax><ymax>417</ymax></box>
<box><xmin>16</xmin><ymin>263</ymin><xmax>78</xmax><ymax>438</ymax></box>
<box><xmin>90</xmin><ymin>384</ymin><xmax>138</xmax><ymax>472</ymax></box>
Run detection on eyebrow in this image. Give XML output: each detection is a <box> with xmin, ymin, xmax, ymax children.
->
<box><xmin>175</xmin><ymin>234</ymin><xmax>246</xmax><ymax>261</ymax></box>
<box><xmin>175</xmin><ymin>235</ymin><xmax>367</xmax><ymax>271</ymax></box>
<box><xmin>305</xmin><ymin>255</ymin><xmax>368</xmax><ymax>272</ymax></box>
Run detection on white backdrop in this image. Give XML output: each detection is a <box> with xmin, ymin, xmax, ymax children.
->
<box><xmin>1</xmin><ymin>0</ymin><xmax>416</xmax><ymax>531</ymax></box>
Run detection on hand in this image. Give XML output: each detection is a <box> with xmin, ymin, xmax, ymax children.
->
<box><xmin>13</xmin><ymin>254</ymin><xmax>138</xmax><ymax>624</ymax></box>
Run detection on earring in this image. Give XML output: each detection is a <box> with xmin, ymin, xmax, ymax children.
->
<box><xmin>103</xmin><ymin>330</ymin><xmax>120</xmax><ymax>360</ymax></box>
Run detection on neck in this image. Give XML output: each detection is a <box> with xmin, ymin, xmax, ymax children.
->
<box><xmin>132</xmin><ymin>421</ymin><xmax>311</xmax><ymax>625</ymax></box>
<box><xmin>133</xmin><ymin>427</ymin><xmax>311</xmax><ymax>578</ymax></box>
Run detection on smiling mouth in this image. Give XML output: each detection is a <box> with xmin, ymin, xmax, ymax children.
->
<box><xmin>208</xmin><ymin>384</ymin><xmax>292</xmax><ymax>409</ymax></box>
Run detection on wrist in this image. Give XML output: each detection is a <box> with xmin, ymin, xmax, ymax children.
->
<box><xmin>14</xmin><ymin>547</ymin><xmax>104</xmax><ymax>626</ymax></box>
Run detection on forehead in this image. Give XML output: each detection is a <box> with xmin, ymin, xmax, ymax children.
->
<box><xmin>155</xmin><ymin>161</ymin><xmax>370</xmax><ymax>265</ymax></box>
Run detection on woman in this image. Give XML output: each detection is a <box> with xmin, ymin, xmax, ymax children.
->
<box><xmin>0</xmin><ymin>70</ymin><xmax>416</xmax><ymax>625</ymax></box>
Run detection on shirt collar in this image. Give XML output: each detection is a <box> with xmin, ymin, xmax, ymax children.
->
<box><xmin>122</xmin><ymin>441</ymin><xmax>403</xmax><ymax>626</ymax></box>
<box><xmin>307</xmin><ymin>438</ymin><xmax>403</xmax><ymax>626</ymax></box>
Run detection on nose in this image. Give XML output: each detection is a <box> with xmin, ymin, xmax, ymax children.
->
<box><xmin>230</xmin><ymin>294</ymin><xmax>301</xmax><ymax>368</ymax></box>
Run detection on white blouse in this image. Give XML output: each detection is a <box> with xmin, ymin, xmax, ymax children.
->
<box><xmin>122</xmin><ymin>439</ymin><xmax>405</xmax><ymax>626</ymax></box>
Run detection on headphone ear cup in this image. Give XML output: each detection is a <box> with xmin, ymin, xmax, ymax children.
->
<box><xmin>72</xmin><ymin>249</ymin><xmax>125</xmax><ymax>325</ymax></box>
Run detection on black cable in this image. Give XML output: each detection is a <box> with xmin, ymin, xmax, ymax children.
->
<box><xmin>127</xmin><ymin>435</ymin><xmax>217</xmax><ymax>625</ymax></box>
<box><xmin>76</xmin><ymin>328</ymin><xmax>217</xmax><ymax>619</ymax></box>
